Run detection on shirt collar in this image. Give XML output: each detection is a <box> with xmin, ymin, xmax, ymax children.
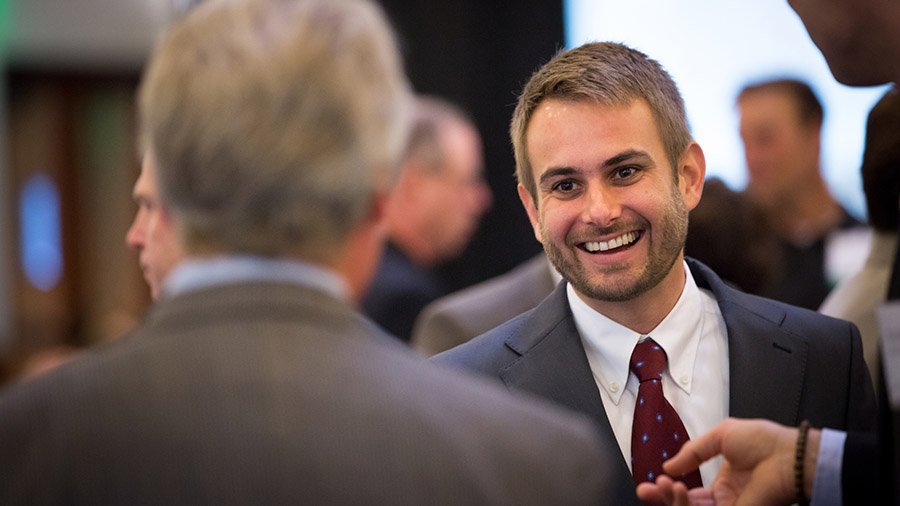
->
<box><xmin>161</xmin><ymin>255</ymin><xmax>348</xmax><ymax>300</ymax></box>
<box><xmin>569</xmin><ymin>260</ymin><xmax>705</xmax><ymax>404</ymax></box>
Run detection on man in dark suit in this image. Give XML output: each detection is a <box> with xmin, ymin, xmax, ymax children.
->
<box><xmin>434</xmin><ymin>41</ymin><xmax>876</xmax><ymax>505</ymax></box>
<box><xmin>0</xmin><ymin>1</ymin><xmax>615</xmax><ymax>504</ymax></box>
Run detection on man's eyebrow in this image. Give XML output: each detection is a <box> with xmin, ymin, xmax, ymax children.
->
<box><xmin>602</xmin><ymin>149</ymin><xmax>652</xmax><ymax>168</ymax></box>
<box><xmin>538</xmin><ymin>166</ymin><xmax>578</xmax><ymax>187</ymax></box>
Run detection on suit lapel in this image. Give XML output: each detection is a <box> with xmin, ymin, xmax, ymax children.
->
<box><xmin>498</xmin><ymin>284</ymin><xmax>641</xmax><ymax>505</ymax></box>
<box><xmin>498</xmin><ymin>287</ymin><xmax>606</xmax><ymax>424</ymax></box>
<box><xmin>688</xmin><ymin>259</ymin><xmax>807</xmax><ymax>426</ymax></box>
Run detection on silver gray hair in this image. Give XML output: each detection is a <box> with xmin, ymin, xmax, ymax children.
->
<box><xmin>139</xmin><ymin>0</ymin><xmax>412</xmax><ymax>260</ymax></box>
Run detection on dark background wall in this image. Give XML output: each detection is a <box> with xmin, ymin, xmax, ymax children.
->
<box><xmin>377</xmin><ymin>0</ymin><xmax>564</xmax><ymax>290</ymax></box>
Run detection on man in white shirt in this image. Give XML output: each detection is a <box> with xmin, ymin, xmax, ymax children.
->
<box><xmin>434</xmin><ymin>41</ymin><xmax>876</xmax><ymax>505</ymax></box>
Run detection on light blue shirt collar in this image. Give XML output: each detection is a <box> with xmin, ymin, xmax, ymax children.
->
<box><xmin>161</xmin><ymin>255</ymin><xmax>348</xmax><ymax>300</ymax></box>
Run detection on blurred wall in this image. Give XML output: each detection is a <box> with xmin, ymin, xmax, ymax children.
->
<box><xmin>4</xmin><ymin>0</ymin><xmax>171</xmax><ymax>71</ymax></box>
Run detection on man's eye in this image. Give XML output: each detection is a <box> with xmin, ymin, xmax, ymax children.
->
<box><xmin>613</xmin><ymin>166</ymin><xmax>638</xmax><ymax>180</ymax></box>
<box><xmin>553</xmin><ymin>180</ymin><xmax>577</xmax><ymax>192</ymax></box>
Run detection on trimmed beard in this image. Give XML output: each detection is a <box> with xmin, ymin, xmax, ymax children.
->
<box><xmin>542</xmin><ymin>185</ymin><xmax>689</xmax><ymax>302</ymax></box>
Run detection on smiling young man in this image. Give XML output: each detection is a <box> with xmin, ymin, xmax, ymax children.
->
<box><xmin>433</xmin><ymin>41</ymin><xmax>876</xmax><ymax>505</ymax></box>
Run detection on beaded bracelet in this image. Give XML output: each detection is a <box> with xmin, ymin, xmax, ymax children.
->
<box><xmin>795</xmin><ymin>420</ymin><xmax>811</xmax><ymax>505</ymax></box>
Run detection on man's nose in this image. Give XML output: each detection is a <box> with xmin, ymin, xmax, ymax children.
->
<box><xmin>581</xmin><ymin>184</ymin><xmax>621</xmax><ymax>227</ymax></box>
<box><xmin>125</xmin><ymin>219</ymin><xmax>144</xmax><ymax>251</ymax></box>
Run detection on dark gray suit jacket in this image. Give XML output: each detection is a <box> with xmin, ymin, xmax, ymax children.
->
<box><xmin>434</xmin><ymin>258</ymin><xmax>878</xmax><ymax>505</ymax></box>
<box><xmin>412</xmin><ymin>254</ymin><xmax>556</xmax><ymax>356</ymax></box>
<box><xmin>0</xmin><ymin>281</ymin><xmax>614</xmax><ymax>505</ymax></box>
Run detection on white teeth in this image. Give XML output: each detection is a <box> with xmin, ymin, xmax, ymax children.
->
<box><xmin>584</xmin><ymin>232</ymin><xmax>638</xmax><ymax>253</ymax></box>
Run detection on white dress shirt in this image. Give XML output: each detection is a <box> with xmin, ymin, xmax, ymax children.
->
<box><xmin>569</xmin><ymin>261</ymin><xmax>730</xmax><ymax>486</ymax></box>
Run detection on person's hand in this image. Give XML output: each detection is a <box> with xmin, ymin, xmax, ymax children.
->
<box><xmin>636</xmin><ymin>418</ymin><xmax>818</xmax><ymax>506</ymax></box>
<box><xmin>636</xmin><ymin>475</ymin><xmax>715</xmax><ymax>506</ymax></box>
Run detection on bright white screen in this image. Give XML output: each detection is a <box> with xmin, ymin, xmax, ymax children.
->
<box><xmin>565</xmin><ymin>0</ymin><xmax>890</xmax><ymax>218</ymax></box>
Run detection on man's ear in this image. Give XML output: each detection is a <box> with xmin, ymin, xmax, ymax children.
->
<box><xmin>678</xmin><ymin>142</ymin><xmax>706</xmax><ymax>211</ymax></box>
<box><xmin>517</xmin><ymin>183</ymin><xmax>543</xmax><ymax>243</ymax></box>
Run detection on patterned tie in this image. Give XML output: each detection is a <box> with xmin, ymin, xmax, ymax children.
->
<box><xmin>630</xmin><ymin>338</ymin><xmax>703</xmax><ymax>489</ymax></box>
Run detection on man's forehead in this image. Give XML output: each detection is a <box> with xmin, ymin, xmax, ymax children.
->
<box><xmin>739</xmin><ymin>91</ymin><xmax>802</xmax><ymax>119</ymax></box>
<box><xmin>528</xmin><ymin>96</ymin><xmax>652</xmax><ymax>128</ymax></box>
<box><xmin>526</xmin><ymin>98</ymin><xmax>659</xmax><ymax>148</ymax></box>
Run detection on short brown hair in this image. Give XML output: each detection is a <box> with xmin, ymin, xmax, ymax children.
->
<box><xmin>510</xmin><ymin>42</ymin><xmax>692</xmax><ymax>201</ymax></box>
<box><xmin>737</xmin><ymin>78</ymin><xmax>824</xmax><ymax>126</ymax></box>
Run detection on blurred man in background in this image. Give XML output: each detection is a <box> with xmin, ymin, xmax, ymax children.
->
<box><xmin>362</xmin><ymin>96</ymin><xmax>492</xmax><ymax>341</ymax></box>
<box><xmin>737</xmin><ymin>78</ymin><xmax>866</xmax><ymax>309</ymax></box>
<box><xmin>125</xmin><ymin>151</ymin><xmax>184</xmax><ymax>300</ymax></box>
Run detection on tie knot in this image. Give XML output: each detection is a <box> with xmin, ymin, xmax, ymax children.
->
<box><xmin>630</xmin><ymin>338</ymin><xmax>667</xmax><ymax>383</ymax></box>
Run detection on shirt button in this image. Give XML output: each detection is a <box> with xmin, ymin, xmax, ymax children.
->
<box><xmin>610</xmin><ymin>382</ymin><xmax>620</xmax><ymax>393</ymax></box>
<box><xmin>680</xmin><ymin>376</ymin><xmax>689</xmax><ymax>385</ymax></box>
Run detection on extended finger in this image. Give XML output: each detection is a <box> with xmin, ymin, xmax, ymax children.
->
<box><xmin>637</xmin><ymin>475</ymin><xmax>677</xmax><ymax>504</ymax></box>
<box><xmin>663</xmin><ymin>419</ymin><xmax>731</xmax><ymax>475</ymax></box>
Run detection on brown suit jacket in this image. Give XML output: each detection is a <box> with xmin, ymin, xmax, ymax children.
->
<box><xmin>0</xmin><ymin>280</ymin><xmax>615</xmax><ymax>505</ymax></box>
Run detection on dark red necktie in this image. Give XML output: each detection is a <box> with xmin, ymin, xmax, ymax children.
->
<box><xmin>630</xmin><ymin>338</ymin><xmax>703</xmax><ymax>489</ymax></box>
